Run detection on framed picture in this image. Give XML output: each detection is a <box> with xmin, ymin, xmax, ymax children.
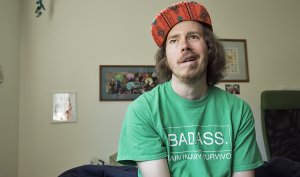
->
<box><xmin>219</xmin><ymin>39</ymin><xmax>249</xmax><ymax>82</ymax></box>
<box><xmin>52</xmin><ymin>91</ymin><xmax>77</xmax><ymax>123</ymax></box>
<box><xmin>225</xmin><ymin>84</ymin><xmax>240</xmax><ymax>95</ymax></box>
<box><xmin>100</xmin><ymin>65</ymin><xmax>160</xmax><ymax>101</ymax></box>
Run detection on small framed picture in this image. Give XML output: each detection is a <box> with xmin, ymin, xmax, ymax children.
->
<box><xmin>52</xmin><ymin>92</ymin><xmax>77</xmax><ymax>123</ymax></box>
<box><xmin>99</xmin><ymin>65</ymin><xmax>161</xmax><ymax>101</ymax></box>
<box><xmin>225</xmin><ymin>84</ymin><xmax>240</xmax><ymax>95</ymax></box>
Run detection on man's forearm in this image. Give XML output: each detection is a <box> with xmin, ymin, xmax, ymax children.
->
<box><xmin>231</xmin><ymin>169</ymin><xmax>255</xmax><ymax>177</ymax></box>
<box><xmin>137</xmin><ymin>158</ymin><xmax>170</xmax><ymax>177</ymax></box>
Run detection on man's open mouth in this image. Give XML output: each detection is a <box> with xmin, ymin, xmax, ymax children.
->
<box><xmin>182</xmin><ymin>54</ymin><xmax>197</xmax><ymax>63</ymax></box>
<box><xmin>183</xmin><ymin>58</ymin><xmax>196</xmax><ymax>63</ymax></box>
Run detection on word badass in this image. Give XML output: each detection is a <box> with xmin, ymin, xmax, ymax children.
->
<box><xmin>168</xmin><ymin>132</ymin><xmax>224</xmax><ymax>146</ymax></box>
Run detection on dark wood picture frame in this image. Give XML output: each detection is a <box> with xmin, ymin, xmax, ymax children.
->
<box><xmin>99</xmin><ymin>65</ymin><xmax>160</xmax><ymax>101</ymax></box>
<box><xmin>219</xmin><ymin>39</ymin><xmax>249</xmax><ymax>82</ymax></box>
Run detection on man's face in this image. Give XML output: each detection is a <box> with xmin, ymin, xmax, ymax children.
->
<box><xmin>165</xmin><ymin>21</ymin><xmax>208</xmax><ymax>84</ymax></box>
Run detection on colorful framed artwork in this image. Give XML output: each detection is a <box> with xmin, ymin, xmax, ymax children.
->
<box><xmin>99</xmin><ymin>65</ymin><xmax>160</xmax><ymax>101</ymax></box>
<box><xmin>52</xmin><ymin>91</ymin><xmax>77</xmax><ymax>123</ymax></box>
<box><xmin>219</xmin><ymin>39</ymin><xmax>249</xmax><ymax>82</ymax></box>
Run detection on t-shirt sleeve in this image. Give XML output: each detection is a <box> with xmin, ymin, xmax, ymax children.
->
<box><xmin>117</xmin><ymin>99</ymin><xmax>167</xmax><ymax>166</ymax></box>
<box><xmin>232</xmin><ymin>102</ymin><xmax>264</xmax><ymax>172</ymax></box>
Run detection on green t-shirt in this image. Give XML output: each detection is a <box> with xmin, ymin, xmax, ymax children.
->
<box><xmin>117</xmin><ymin>81</ymin><xmax>263</xmax><ymax>176</ymax></box>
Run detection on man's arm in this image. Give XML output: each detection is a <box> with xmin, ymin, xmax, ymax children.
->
<box><xmin>136</xmin><ymin>158</ymin><xmax>170</xmax><ymax>177</ymax></box>
<box><xmin>231</xmin><ymin>169</ymin><xmax>255</xmax><ymax>177</ymax></box>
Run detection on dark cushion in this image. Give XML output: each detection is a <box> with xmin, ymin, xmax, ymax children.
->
<box><xmin>58</xmin><ymin>165</ymin><xmax>138</xmax><ymax>177</ymax></box>
<box><xmin>255</xmin><ymin>157</ymin><xmax>300</xmax><ymax>177</ymax></box>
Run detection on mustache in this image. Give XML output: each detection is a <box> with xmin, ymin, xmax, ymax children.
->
<box><xmin>177</xmin><ymin>51</ymin><xmax>200</xmax><ymax>64</ymax></box>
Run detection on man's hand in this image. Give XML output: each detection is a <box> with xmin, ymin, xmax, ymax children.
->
<box><xmin>136</xmin><ymin>158</ymin><xmax>170</xmax><ymax>177</ymax></box>
<box><xmin>232</xmin><ymin>169</ymin><xmax>255</xmax><ymax>177</ymax></box>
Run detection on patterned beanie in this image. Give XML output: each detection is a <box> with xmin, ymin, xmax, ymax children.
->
<box><xmin>151</xmin><ymin>1</ymin><xmax>212</xmax><ymax>47</ymax></box>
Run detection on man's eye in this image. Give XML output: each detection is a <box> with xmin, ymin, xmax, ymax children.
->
<box><xmin>170</xmin><ymin>40</ymin><xmax>176</xmax><ymax>44</ymax></box>
<box><xmin>189</xmin><ymin>35</ymin><xmax>199</xmax><ymax>39</ymax></box>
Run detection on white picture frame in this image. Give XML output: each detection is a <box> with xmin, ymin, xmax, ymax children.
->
<box><xmin>51</xmin><ymin>91</ymin><xmax>77</xmax><ymax>123</ymax></box>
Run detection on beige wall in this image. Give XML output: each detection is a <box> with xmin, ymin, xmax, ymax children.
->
<box><xmin>0</xmin><ymin>0</ymin><xmax>21</xmax><ymax>177</ymax></box>
<box><xmin>16</xmin><ymin>0</ymin><xmax>300</xmax><ymax>177</ymax></box>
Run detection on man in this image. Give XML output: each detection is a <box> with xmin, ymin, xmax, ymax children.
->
<box><xmin>144</xmin><ymin>80</ymin><xmax>151</xmax><ymax>91</ymax></box>
<box><xmin>116</xmin><ymin>76</ymin><xmax>124</xmax><ymax>93</ymax></box>
<box><xmin>138</xmin><ymin>73</ymin><xmax>143</xmax><ymax>89</ymax></box>
<box><xmin>110</xmin><ymin>78</ymin><xmax>116</xmax><ymax>94</ymax></box>
<box><xmin>117</xmin><ymin>1</ymin><xmax>263</xmax><ymax>177</ymax></box>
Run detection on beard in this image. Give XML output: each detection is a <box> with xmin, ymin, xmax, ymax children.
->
<box><xmin>177</xmin><ymin>64</ymin><xmax>206</xmax><ymax>84</ymax></box>
<box><xmin>166</xmin><ymin>51</ymin><xmax>207</xmax><ymax>85</ymax></box>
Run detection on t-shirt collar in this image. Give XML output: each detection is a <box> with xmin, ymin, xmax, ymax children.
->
<box><xmin>166</xmin><ymin>80</ymin><xmax>213</xmax><ymax>108</ymax></box>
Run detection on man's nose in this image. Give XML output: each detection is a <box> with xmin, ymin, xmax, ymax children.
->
<box><xmin>181</xmin><ymin>39</ymin><xmax>191</xmax><ymax>52</ymax></box>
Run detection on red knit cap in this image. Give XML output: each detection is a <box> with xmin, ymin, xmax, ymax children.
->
<box><xmin>150</xmin><ymin>1</ymin><xmax>212</xmax><ymax>47</ymax></box>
